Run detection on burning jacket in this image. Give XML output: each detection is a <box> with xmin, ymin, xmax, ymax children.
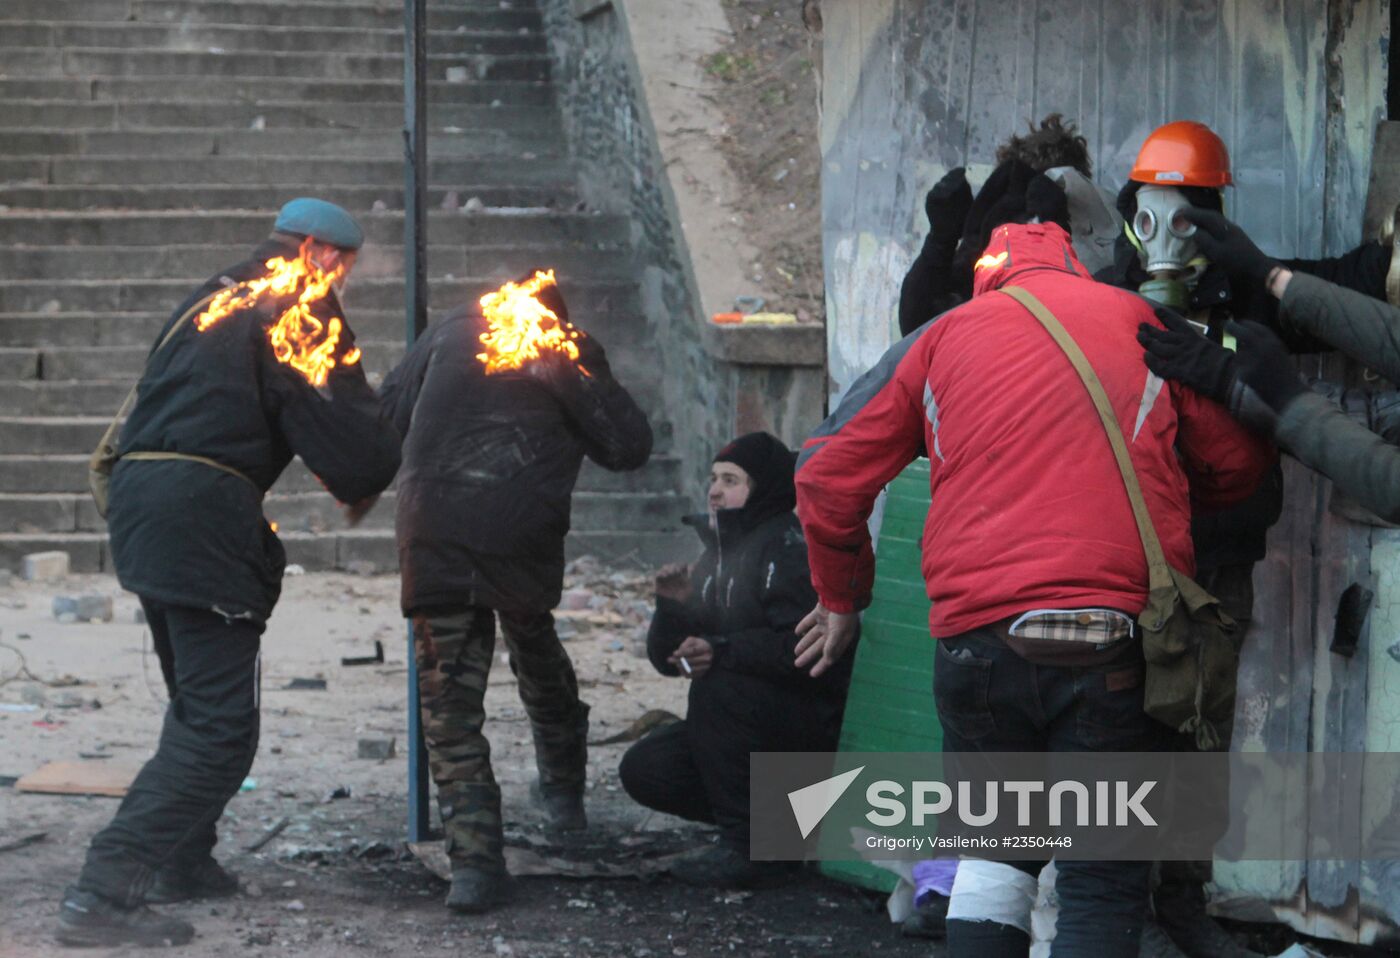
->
<box><xmin>796</xmin><ymin>223</ymin><xmax>1274</xmax><ymax>636</ymax></box>
<box><xmin>646</xmin><ymin>483</ymin><xmax>850</xmax><ymax>700</ymax></box>
<box><xmin>380</xmin><ymin>309</ymin><xmax>653</xmax><ymax>615</ymax></box>
<box><xmin>108</xmin><ymin>239</ymin><xmax>402</xmax><ymax>623</ymax></box>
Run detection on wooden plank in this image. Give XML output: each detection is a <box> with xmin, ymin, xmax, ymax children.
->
<box><xmin>16</xmin><ymin>760</ymin><xmax>139</xmax><ymax>797</ymax></box>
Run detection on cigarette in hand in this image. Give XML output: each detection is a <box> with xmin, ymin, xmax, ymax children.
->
<box><xmin>679</xmin><ymin>657</ymin><xmax>693</xmax><ymax>675</ymax></box>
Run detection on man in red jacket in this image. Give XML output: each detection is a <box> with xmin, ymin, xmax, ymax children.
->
<box><xmin>793</xmin><ymin>221</ymin><xmax>1272</xmax><ymax>957</ymax></box>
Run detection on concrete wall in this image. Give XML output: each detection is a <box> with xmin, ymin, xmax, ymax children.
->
<box><xmin>539</xmin><ymin>0</ymin><xmax>825</xmax><ymax>493</ymax></box>
<box><xmin>818</xmin><ymin>0</ymin><xmax>1396</xmax><ymax>944</ymax></box>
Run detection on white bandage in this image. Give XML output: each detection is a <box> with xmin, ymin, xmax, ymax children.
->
<box><xmin>946</xmin><ymin>859</ymin><xmax>1040</xmax><ymax>935</ymax></box>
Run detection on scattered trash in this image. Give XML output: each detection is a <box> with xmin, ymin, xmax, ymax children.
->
<box><xmin>0</xmin><ymin>831</ymin><xmax>47</xmax><ymax>854</ymax></box>
<box><xmin>463</xmin><ymin>196</ymin><xmax>485</xmax><ymax>213</ymax></box>
<box><xmin>341</xmin><ymin>641</ymin><xmax>385</xmax><ymax>667</ymax></box>
<box><xmin>439</xmin><ymin>190</ymin><xmax>460</xmax><ymax>211</ymax></box>
<box><xmin>409</xmin><ymin>841</ymin><xmax>694</xmax><ymax>882</ymax></box>
<box><xmin>372</xmin><ymin>199</ymin><xmax>389</xmax><ymax>212</ymax></box>
<box><xmin>560</xmin><ymin>588</ymin><xmax>593</xmax><ymax>611</ymax></box>
<box><xmin>16</xmin><ymin>760</ymin><xmax>139</xmax><ymax>797</ymax></box>
<box><xmin>492</xmin><ymin>937</ymin><xmax>514</xmax><ymax>956</ymax></box>
<box><xmin>351</xmin><ymin>841</ymin><xmax>397</xmax><ymax>861</ymax></box>
<box><xmin>283</xmin><ymin>677</ymin><xmax>327</xmax><ymax>691</ymax></box>
<box><xmin>249</xmin><ymin>115</ymin><xmax>266</xmax><ymax>130</ymax></box>
<box><xmin>566</xmin><ymin>898</ymin><xmax>594</xmax><ymax>909</ymax></box>
<box><xmin>31</xmin><ymin>721</ymin><xmax>65</xmax><ymax>731</ymax></box>
<box><xmin>0</xmin><ymin>703</ymin><xmax>38</xmax><ymax>713</ymax></box>
<box><xmin>445</xmin><ymin>66</ymin><xmax>469</xmax><ymax>83</ymax></box>
<box><xmin>284</xmin><ymin>899</ymin><xmax>305</xmax><ymax>912</ymax></box>
<box><xmin>733</xmin><ymin>295</ymin><xmax>766</xmax><ymax>314</ymax></box>
<box><xmin>323</xmin><ymin>785</ymin><xmax>352</xmax><ymax>803</ymax></box>
<box><xmin>77</xmin><ymin>752</ymin><xmax>112</xmax><ymax>760</ymax></box>
<box><xmin>606</xmin><ymin>640</ymin><xmax>625</xmax><ymax>652</ymax></box>
<box><xmin>589</xmin><ymin>709</ymin><xmax>681</xmax><ymax>745</ymax></box>
<box><xmin>21</xmin><ymin>551</ymin><xmax>70</xmax><ymax>582</ymax></box>
<box><xmin>357</xmin><ymin>737</ymin><xmax>396</xmax><ymax>760</ymax></box>
<box><xmin>53</xmin><ymin>594</ymin><xmax>115</xmax><ymax>623</ymax></box>
<box><xmin>344</xmin><ymin>560</ymin><xmax>377</xmax><ymax>577</ymax></box>
<box><xmin>285</xmin><ymin>564</ymin><xmax>305</xmax><ymax>576</ymax></box>
<box><xmin>244</xmin><ymin>817</ymin><xmax>291</xmax><ymax>853</ymax></box>
<box><xmin>240</xmin><ymin>777</ymin><xmax>257</xmax><ymax>792</ymax></box>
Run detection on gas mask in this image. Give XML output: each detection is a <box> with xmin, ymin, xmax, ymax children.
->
<box><xmin>1132</xmin><ymin>186</ymin><xmax>1207</xmax><ymax>310</ymax></box>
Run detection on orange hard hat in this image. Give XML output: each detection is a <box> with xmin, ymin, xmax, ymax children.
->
<box><xmin>1129</xmin><ymin>121</ymin><xmax>1232</xmax><ymax>188</ymax></box>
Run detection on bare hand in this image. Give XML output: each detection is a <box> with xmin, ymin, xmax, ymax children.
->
<box><xmin>794</xmin><ymin>603</ymin><xmax>859</xmax><ymax>678</ymax></box>
<box><xmin>654</xmin><ymin>563</ymin><xmax>692</xmax><ymax>602</ymax></box>
<box><xmin>668</xmin><ymin>636</ymin><xmax>713</xmax><ymax>679</ymax></box>
<box><xmin>343</xmin><ymin>494</ymin><xmax>380</xmax><ymax>528</ymax></box>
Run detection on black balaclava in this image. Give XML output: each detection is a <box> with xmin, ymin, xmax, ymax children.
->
<box><xmin>713</xmin><ymin>431</ymin><xmax>798</xmax><ymax>530</ymax></box>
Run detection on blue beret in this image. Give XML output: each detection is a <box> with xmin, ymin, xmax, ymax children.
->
<box><xmin>274</xmin><ymin>197</ymin><xmax>364</xmax><ymax>251</ymax></box>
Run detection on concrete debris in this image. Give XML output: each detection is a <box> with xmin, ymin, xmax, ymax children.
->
<box><xmin>463</xmin><ymin>196</ymin><xmax>485</xmax><ymax>213</ymax></box>
<box><xmin>439</xmin><ymin>190</ymin><xmax>459</xmax><ymax>211</ymax></box>
<box><xmin>322</xmin><ymin>785</ymin><xmax>352</xmax><ymax>803</ymax></box>
<box><xmin>249</xmin><ymin>115</ymin><xmax>266</xmax><ymax>130</ymax></box>
<box><xmin>52</xmin><ymin>594</ymin><xmax>114</xmax><ymax>623</ymax></box>
<box><xmin>356</xmin><ymin>737</ymin><xmax>396</xmax><ymax>761</ymax></box>
<box><xmin>20</xmin><ymin>552</ymin><xmax>69</xmax><ymax>582</ymax></box>
<box><xmin>445</xmin><ymin>66</ymin><xmax>469</xmax><ymax>84</ymax></box>
<box><xmin>285</xmin><ymin>564</ymin><xmax>305</xmax><ymax>576</ymax></box>
<box><xmin>284</xmin><ymin>899</ymin><xmax>305</xmax><ymax>912</ymax></box>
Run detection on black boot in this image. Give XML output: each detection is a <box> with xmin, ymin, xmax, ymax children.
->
<box><xmin>672</xmin><ymin>843</ymin><xmax>792</xmax><ymax>889</ymax></box>
<box><xmin>901</xmin><ymin>892</ymin><xmax>949</xmax><ymax>939</ymax></box>
<box><xmin>445</xmin><ymin>867</ymin><xmax>508</xmax><ymax>914</ymax></box>
<box><xmin>1154</xmin><ymin>874</ymin><xmax>1262</xmax><ymax>958</ymax></box>
<box><xmin>533</xmin><ymin>783</ymin><xmax>587</xmax><ymax>833</ymax></box>
<box><xmin>145</xmin><ymin>858</ymin><xmax>240</xmax><ymax>904</ymax></box>
<box><xmin>56</xmin><ymin>886</ymin><xmax>196</xmax><ymax>948</ymax></box>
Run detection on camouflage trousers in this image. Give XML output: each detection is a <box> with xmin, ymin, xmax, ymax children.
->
<box><xmin>412</xmin><ymin>606</ymin><xmax>590</xmax><ymax>871</ymax></box>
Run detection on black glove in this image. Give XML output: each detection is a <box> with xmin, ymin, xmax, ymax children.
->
<box><xmin>924</xmin><ymin>167</ymin><xmax>972</xmax><ymax>247</ymax></box>
<box><xmin>1179</xmin><ymin>208</ymin><xmax>1281</xmax><ymax>294</ymax></box>
<box><xmin>1137</xmin><ymin>306</ymin><xmax>1237</xmax><ymax>404</ymax></box>
<box><xmin>1226</xmin><ymin>319</ymin><xmax>1306</xmax><ymax>413</ymax></box>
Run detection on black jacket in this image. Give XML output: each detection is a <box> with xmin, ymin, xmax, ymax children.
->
<box><xmin>647</xmin><ymin>499</ymin><xmax>851</xmax><ymax>701</ymax></box>
<box><xmin>381</xmin><ymin>309</ymin><xmax>652</xmax><ymax>615</ymax></box>
<box><xmin>109</xmin><ymin>239</ymin><xmax>402</xmax><ymax>623</ymax></box>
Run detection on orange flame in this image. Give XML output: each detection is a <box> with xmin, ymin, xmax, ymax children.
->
<box><xmin>475</xmin><ymin>269</ymin><xmax>586</xmax><ymax>376</ymax></box>
<box><xmin>195</xmin><ymin>239</ymin><xmax>352</xmax><ymax>388</ymax></box>
<box><xmin>974</xmin><ymin>250</ymin><xmax>1009</xmax><ymax>272</ymax></box>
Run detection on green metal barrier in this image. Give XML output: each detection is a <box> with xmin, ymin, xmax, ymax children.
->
<box><xmin>819</xmin><ymin>460</ymin><xmax>939</xmax><ymax>892</ymax></box>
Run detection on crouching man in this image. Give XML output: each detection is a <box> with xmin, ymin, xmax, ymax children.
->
<box><xmin>58</xmin><ymin>199</ymin><xmax>401</xmax><ymax>947</ymax></box>
<box><xmin>380</xmin><ymin>270</ymin><xmax>652</xmax><ymax>913</ymax></box>
<box><xmin>619</xmin><ymin>433</ymin><xmax>851</xmax><ymax>888</ymax></box>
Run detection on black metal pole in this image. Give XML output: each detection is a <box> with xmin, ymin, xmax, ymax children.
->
<box><xmin>403</xmin><ymin>0</ymin><xmax>430</xmax><ymax>844</ymax></box>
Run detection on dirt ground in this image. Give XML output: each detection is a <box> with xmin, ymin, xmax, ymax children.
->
<box><xmin>0</xmin><ymin>565</ymin><xmax>935</xmax><ymax>958</ymax></box>
<box><xmin>706</xmin><ymin>0</ymin><xmax>825</xmax><ymax>322</ymax></box>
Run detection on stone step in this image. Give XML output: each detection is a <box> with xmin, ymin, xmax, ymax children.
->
<box><xmin>0</xmin><ymin>347</ymin><xmax>660</xmax><ymax>411</ymax></box>
<box><xmin>0</xmin><ymin>154</ymin><xmax>574</xmax><ymax>187</ymax></box>
<box><xmin>1</xmin><ymin>47</ymin><xmax>551</xmax><ymax>84</ymax></box>
<box><xmin>0</xmin><ymin>319</ymin><xmax>652</xmax><ymax>379</ymax></box>
<box><xmin>0</xmin><ymin>486</ymin><xmax>688</xmax><ymax>536</ymax></box>
<box><xmin>0</xmin><ymin>100</ymin><xmax>557</xmax><ymax>134</ymax></box>
<box><xmin>0</xmin><ymin>305</ymin><xmax>650</xmax><ymax>348</ymax></box>
<box><xmin>0</xmin><ymin>210</ymin><xmax>626</xmax><ymax>248</ymax></box>
<box><xmin>0</xmin><ymin>275</ymin><xmax>640</xmax><ymax>316</ymax></box>
<box><xmin>0</xmin><ymin>128</ymin><xmax>563</xmax><ymax>159</ymax></box>
<box><xmin>4</xmin><ymin>23</ymin><xmax>545</xmax><ymax>57</ymax></box>
<box><xmin>0</xmin><ymin>183</ymin><xmax>579</xmax><ymax>213</ymax></box>
<box><xmin>0</xmin><ymin>77</ymin><xmax>553</xmax><ymax>107</ymax></box>
<box><xmin>0</xmin><ymin>453</ymin><xmax>683</xmax><ymax>497</ymax></box>
<box><xmin>0</xmin><ymin>527</ymin><xmax>688</xmax><ymax>576</ymax></box>
<box><xmin>0</xmin><ymin>0</ymin><xmax>542</xmax><ymax>33</ymax></box>
<box><xmin>0</xmin><ymin>242</ymin><xmax>632</xmax><ymax>282</ymax></box>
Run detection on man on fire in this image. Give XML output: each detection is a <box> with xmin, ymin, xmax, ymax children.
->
<box><xmin>380</xmin><ymin>268</ymin><xmax>652</xmax><ymax>913</ymax></box>
<box><xmin>57</xmin><ymin>198</ymin><xmax>402</xmax><ymax>948</ymax></box>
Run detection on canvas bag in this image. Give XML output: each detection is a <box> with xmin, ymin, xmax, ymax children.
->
<box><xmin>88</xmin><ymin>293</ymin><xmax>256</xmax><ymax>517</ymax></box>
<box><xmin>999</xmin><ymin>286</ymin><xmax>1239</xmax><ymax>750</ymax></box>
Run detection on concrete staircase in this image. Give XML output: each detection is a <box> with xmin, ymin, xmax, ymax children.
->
<box><xmin>0</xmin><ymin>0</ymin><xmax>690</xmax><ymax>573</ymax></box>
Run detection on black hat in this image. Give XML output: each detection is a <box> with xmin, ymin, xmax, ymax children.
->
<box><xmin>714</xmin><ymin>432</ymin><xmax>797</xmax><ymax>529</ymax></box>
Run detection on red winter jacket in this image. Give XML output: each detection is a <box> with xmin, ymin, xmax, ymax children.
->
<box><xmin>796</xmin><ymin>223</ymin><xmax>1273</xmax><ymax>637</ymax></box>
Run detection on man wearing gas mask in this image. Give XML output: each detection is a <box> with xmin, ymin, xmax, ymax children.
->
<box><xmin>1110</xmin><ymin>121</ymin><xmax>1396</xmax><ymax>958</ymax></box>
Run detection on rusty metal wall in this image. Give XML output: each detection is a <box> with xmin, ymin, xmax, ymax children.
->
<box><xmin>818</xmin><ymin>0</ymin><xmax>1395</xmax><ymax>944</ymax></box>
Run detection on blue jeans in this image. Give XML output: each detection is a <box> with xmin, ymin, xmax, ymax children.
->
<box><xmin>934</xmin><ymin>622</ymin><xmax>1154</xmax><ymax>958</ymax></box>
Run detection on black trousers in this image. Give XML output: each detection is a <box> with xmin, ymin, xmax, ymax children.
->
<box><xmin>935</xmin><ymin>625</ymin><xmax>1155</xmax><ymax>958</ymax></box>
<box><xmin>78</xmin><ymin>598</ymin><xmax>262</xmax><ymax>906</ymax></box>
<box><xmin>618</xmin><ymin>671</ymin><xmax>841</xmax><ymax>849</ymax></box>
